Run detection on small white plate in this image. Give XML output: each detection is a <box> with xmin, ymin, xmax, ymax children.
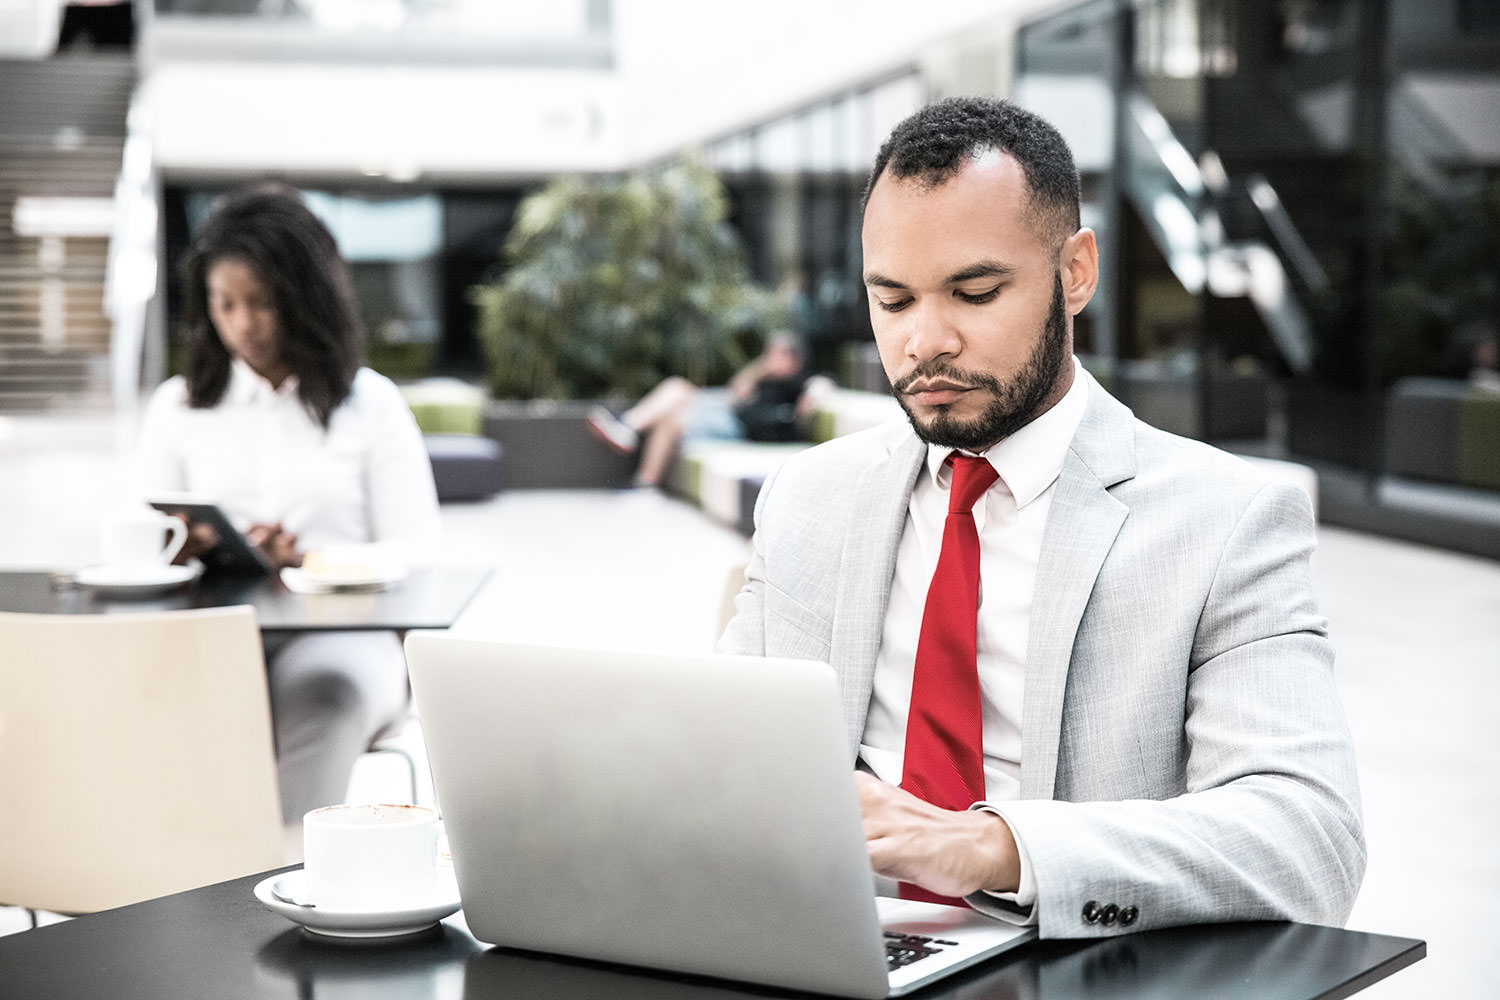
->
<box><xmin>280</xmin><ymin>565</ymin><xmax>408</xmax><ymax>594</ymax></box>
<box><xmin>75</xmin><ymin>560</ymin><xmax>202</xmax><ymax>596</ymax></box>
<box><xmin>254</xmin><ymin>869</ymin><xmax>461</xmax><ymax>939</ymax></box>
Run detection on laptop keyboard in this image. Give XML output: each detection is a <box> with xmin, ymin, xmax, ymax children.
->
<box><xmin>884</xmin><ymin>931</ymin><xmax>958</xmax><ymax>971</ymax></box>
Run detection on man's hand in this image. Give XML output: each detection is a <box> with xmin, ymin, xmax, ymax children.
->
<box><xmin>245</xmin><ymin>522</ymin><xmax>302</xmax><ymax>570</ymax></box>
<box><xmin>856</xmin><ymin>771</ymin><xmax>1021</xmax><ymax>899</ymax></box>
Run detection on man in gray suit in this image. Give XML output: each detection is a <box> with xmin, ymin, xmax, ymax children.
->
<box><xmin>718</xmin><ymin>97</ymin><xmax>1365</xmax><ymax>939</ymax></box>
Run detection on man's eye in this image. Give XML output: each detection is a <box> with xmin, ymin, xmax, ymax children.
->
<box><xmin>877</xmin><ymin>298</ymin><xmax>912</xmax><ymax>313</ymax></box>
<box><xmin>956</xmin><ymin>286</ymin><xmax>1000</xmax><ymax>305</ymax></box>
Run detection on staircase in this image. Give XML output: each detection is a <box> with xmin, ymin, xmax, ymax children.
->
<box><xmin>0</xmin><ymin>54</ymin><xmax>135</xmax><ymax>415</ymax></box>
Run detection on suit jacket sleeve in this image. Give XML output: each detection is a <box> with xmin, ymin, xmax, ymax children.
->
<box><xmin>978</xmin><ymin>476</ymin><xmax>1366</xmax><ymax>938</ymax></box>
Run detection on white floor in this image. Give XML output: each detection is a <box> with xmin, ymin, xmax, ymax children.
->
<box><xmin>1</xmin><ymin>411</ymin><xmax>1496</xmax><ymax>998</ymax></box>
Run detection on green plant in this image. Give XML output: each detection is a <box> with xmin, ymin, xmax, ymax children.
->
<box><xmin>1306</xmin><ymin>167</ymin><xmax>1500</xmax><ymax>388</ymax></box>
<box><xmin>1377</xmin><ymin>169</ymin><xmax>1500</xmax><ymax>381</ymax></box>
<box><xmin>470</xmin><ymin>160</ymin><xmax>786</xmax><ymax>400</ymax></box>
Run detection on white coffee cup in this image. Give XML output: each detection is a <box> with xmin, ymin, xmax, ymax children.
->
<box><xmin>99</xmin><ymin>508</ymin><xmax>188</xmax><ymax>571</ymax></box>
<box><xmin>302</xmin><ymin>803</ymin><xmax>440</xmax><ymax>912</ymax></box>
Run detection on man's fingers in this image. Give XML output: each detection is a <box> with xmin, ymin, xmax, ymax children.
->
<box><xmin>852</xmin><ymin>771</ymin><xmax>1020</xmax><ymax>897</ymax></box>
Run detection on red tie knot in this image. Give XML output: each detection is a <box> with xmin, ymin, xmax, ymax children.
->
<box><xmin>947</xmin><ymin>455</ymin><xmax>998</xmax><ymax>514</ymax></box>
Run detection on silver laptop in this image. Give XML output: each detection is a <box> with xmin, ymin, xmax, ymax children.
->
<box><xmin>405</xmin><ymin>634</ymin><xmax>1034</xmax><ymax>998</ymax></box>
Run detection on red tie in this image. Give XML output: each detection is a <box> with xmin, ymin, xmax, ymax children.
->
<box><xmin>899</xmin><ymin>454</ymin><xmax>997</xmax><ymax>904</ymax></box>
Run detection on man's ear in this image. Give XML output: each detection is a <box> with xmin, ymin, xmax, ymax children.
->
<box><xmin>1060</xmin><ymin>228</ymin><xmax>1099</xmax><ymax>317</ymax></box>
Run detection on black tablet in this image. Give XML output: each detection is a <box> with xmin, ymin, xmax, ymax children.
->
<box><xmin>147</xmin><ymin>497</ymin><xmax>272</xmax><ymax>577</ymax></box>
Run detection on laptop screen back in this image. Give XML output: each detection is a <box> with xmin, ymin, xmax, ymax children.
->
<box><xmin>406</xmin><ymin>634</ymin><xmax>892</xmax><ymax>999</ymax></box>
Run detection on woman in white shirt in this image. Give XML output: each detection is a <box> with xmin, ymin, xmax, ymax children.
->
<box><xmin>136</xmin><ymin>184</ymin><xmax>441</xmax><ymax>824</ymax></box>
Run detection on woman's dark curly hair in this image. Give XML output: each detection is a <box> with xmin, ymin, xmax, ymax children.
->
<box><xmin>179</xmin><ymin>183</ymin><xmax>363</xmax><ymax>428</ymax></box>
<box><xmin>862</xmin><ymin>97</ymin><xmax>1081</xmax><ymax>252</ymax></box>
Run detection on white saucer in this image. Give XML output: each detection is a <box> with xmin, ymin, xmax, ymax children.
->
<box><xmin>254</xmin><ymin>869</ymin><xmax>461</xmax><ymax>939</ymax></box>
<box><xmin>280</xmin><ymin>565</ymin><xmax>408</xmax><ymax>594</ymax></box>
<box><xmin>75</xmin><ymin>560</ymin><xmax>202</xmax><ymax>596</ymax></box>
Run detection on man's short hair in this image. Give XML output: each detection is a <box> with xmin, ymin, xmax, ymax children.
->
<box><xmin>862</xmin><ymin>97</ymin><xmax>1082</xmax><ymax>251</ymax></box>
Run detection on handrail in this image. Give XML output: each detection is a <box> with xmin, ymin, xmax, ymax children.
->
<box><xmin>1243</xmin><ymin>174</ymin><xmax>1330</xmax><ymax>293</ymax></box>
<box><xmin>1123</xmin><ymin>92</ymin><xmax>1317</xmax><ymax>374</ymax></box>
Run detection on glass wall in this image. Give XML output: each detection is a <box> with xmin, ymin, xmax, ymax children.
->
<box><xmin>1011</xmin><ymin>1</ymin><xmax>1119</xmax><ymax>364</ymax></box>
<box><xmin>1013</xmin><ymin>0</ymin><xmax>1500</xmax><ymax>556</ymax></box>
<box><xmin>161</xmin><ymin>183</ymin><xmax>531</xmax><ymax>379</ymax></box>
<box><xmin>699</xmin><ymin>71</ymin><xmax>927</xmax><ymax>386</ymax></box>
<box><xmin>153</xmin><ymin>1</ymin><xmax>1499</xmax><ymax>555</ymax></box>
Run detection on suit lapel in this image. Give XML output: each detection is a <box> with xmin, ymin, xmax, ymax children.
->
<box><xmin>1020</xmin><ymin>382</ymin><xmax>1137</xmax><ymax>799</ymax></box>
<box><xmin>830</xmin><ymin>431</ymin><xmax>925</xmax><ymax>752</ymax></box>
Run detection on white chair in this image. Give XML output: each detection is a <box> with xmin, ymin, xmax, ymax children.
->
<box><xmin>0</xmin><ymin>606</ymin><xmax>285</xmax><ymax>916</ymax></box>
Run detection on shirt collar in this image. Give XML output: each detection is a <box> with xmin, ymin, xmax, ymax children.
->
<box><xmin>226</xmin><ymin>357</ymin><xmax>300</xmax><ymax>404</ymax></box>
<box><xmin>922</xmin><ymin>356</ymin><xmax>1090</xmax><ymax>509</ymax></box>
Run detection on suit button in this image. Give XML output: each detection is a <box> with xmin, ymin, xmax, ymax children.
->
<box><xmin>1101</xmin><ymin>904</ymin><xmax>1119</xmax><ymax>925</ymax></box>
<box><xmin>1081</xmin><ymin>900</ymin><xmax>1102</xmax><ymax>924</ymax></box>
<box><xmin>1119</xmin><ymin>905</ymin><xmax>1139</xmax><ymax>926</ymax></box>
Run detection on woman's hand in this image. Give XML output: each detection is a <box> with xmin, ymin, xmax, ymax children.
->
<box><xmin>245</xmin><ymin>521</ymin><xmax>302</xmax><ymax>570</ymax></box>
<box><xmin>170</xmin><ymin>513</ymin><xmax>219</xmax><ymax>565</ymax></box>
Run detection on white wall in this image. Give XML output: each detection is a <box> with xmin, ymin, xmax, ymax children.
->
<box><xmin>140</xmin><ymin>0</ymin><xmax>1056</xmax><ymax>178</ymax></box>
<box><xmin>143</xmin><ymin>63</ymin><xmax>624</xmax><ymax>179</ymax></box>
<box><xmin>612</xmin><ymin>0</ymin><xmax>1023</xmax><ymax>161</ymax></box>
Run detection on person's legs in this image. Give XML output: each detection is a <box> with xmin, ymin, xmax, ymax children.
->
<box><xmin>634</xmin><ymin>404</ymin><xmax>687</xmax><ymax>487</ymax></box>
<box><xmin>588</xmin><ymin>374</ymin><xmax>699</xmax><ymax>458</ymax></box>
<box><xmin>633</xmin><ymin>386</ymin><xmax>741</xmax><ymax>487</ymax></box>
<box><xmin>265</xmin><ymin>630</ymin><xmax>409</xmax><ymax>824</ymax></box>
<box><xmin>589</xmin><ymin>377</ymin><xmax>700</xmax><ymax>485</ymax></box>
<box><xmin>622</xmin><ymin>376</ymin><xmax>696</xmax><ymax>431</ymax></box>
<box><xmin>633</xmin><ymin>377</ymin><xmax>710</xmax><ymax>486</ymax></box>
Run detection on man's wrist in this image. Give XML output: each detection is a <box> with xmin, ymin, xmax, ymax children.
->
<box><xmin>969</xmin><ymin>803</ymin><xmax>1036</xmax><ymax>908</ymax></box>
<box><xmin>971</xmin><ymin>808</ymin><xmax>1022</xmax><ymax>894</ymax></box>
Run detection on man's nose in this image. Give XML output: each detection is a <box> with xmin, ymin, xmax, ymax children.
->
<box><xmin>904</xmin><ymin>302</ymin><xmax>962</xmax><ymax>362</ymax></box>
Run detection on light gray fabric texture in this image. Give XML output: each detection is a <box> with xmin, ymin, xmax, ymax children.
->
<box><xmin>718</xmin><ymin>374</ymin><xmax>1365</xmax><ymax>939</ymax></box>
<box><xmin>264</xmin><ymin>629</ymin><xmax>409</xmax><ymax>821</ymax></box>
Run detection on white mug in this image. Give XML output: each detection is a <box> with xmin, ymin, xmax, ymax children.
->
<box><xmin>302</xmin><ymin>803</ymin><xmax>440</xmax><ymax>912</ymax></box>
<box><xmin>99</xmin><ymin>509</ymin><xmax>188</xmax><ymax>570</ymax></box>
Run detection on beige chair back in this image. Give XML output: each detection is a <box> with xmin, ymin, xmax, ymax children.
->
<box><xmin>0</xmin><ymin>606</ymin><xmax>284</xmax><ymax>914</ymax></box>
<box><xmin>717</xmin><ymin>561</ymin><xmax>748</xmax><ymax>642</ymax></box>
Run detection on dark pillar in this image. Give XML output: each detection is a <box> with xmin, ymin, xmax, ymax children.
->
<box><xmin>1352</xmin><ymin>0</ymin><xmax>1391</xmax><ymax>487</ymax></box>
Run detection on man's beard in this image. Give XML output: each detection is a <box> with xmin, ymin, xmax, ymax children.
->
<box><xmin>889</xmin><ymin>272</ymin><xmax>1070</xmax><ymax>452</ymax></box>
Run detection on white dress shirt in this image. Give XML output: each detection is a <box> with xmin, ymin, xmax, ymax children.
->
<box><xmin>135</xmin><ymin>359</ymin><xmax>440</xmax><ymax>559</ymax></box>
<box><xmin>860</xmin><ymin>357</ymin><xmax>1088</xmax><ymax>915</ymax></box>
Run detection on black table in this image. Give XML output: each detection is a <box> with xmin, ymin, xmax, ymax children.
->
<box><xmin>0</xmin><ymin>566</ymin><xmax>492</xmax><ymax>633</ymax></box>
<box><xmin>0</xmin><ymin>870</ymin><xmax>1424</xmax><ymax>1000</ymax></box>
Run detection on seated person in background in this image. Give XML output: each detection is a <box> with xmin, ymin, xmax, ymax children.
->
<box><xmin>1451</xmin><ymin>318</ymin><xmax>1500</xmax><ymax>393</ymax></box>
<box><xmin>587</xmin><ymin>332</ymin><xmax>836</xmax><ymax>487</ymax></box>
<box><xmin>134</xmin><ymin>184</ymin><xmax>441</xmax><ymax>834</ymax></box>
<box><xmin>719</xmin><ymin>97</ymin><xmax>1365</xmax><ymax>937</ymax></box>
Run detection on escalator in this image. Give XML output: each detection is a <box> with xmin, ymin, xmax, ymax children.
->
<box><xmin>1121</xmin><ymin>91</ymin><xmax>1320</xmax><ymax>377</ymax></box>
